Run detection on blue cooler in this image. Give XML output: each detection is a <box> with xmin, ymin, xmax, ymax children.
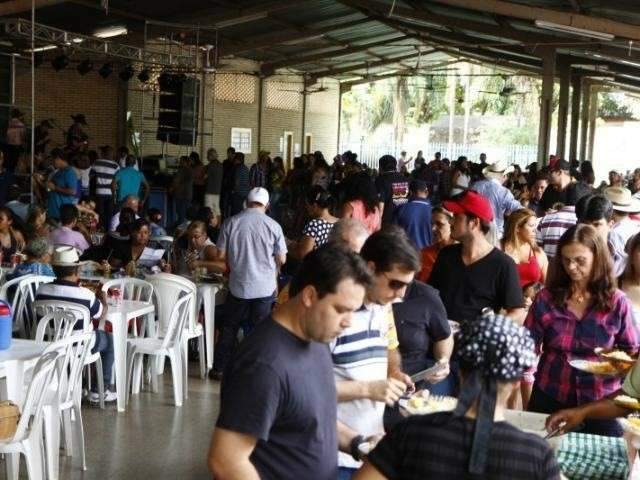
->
<box><xmin>0</xmin><ymin>301</ymin><xmax>12</xmax><ymax>350</ymax></box>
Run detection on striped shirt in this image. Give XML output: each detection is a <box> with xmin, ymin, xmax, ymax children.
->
<box><xmin>91</xmin><ymin>159</ymin><xmax>119</xmax><ymax>197</ymax></box>
<box><xmin>35</xmin><ymin>279</ymin><xmax>103</xmax><ymax>330</ymax></box>
<box><xmin>536</xmin><ymin>206</ymin><xmax>577</xmax><ymax>259</ymax></box>
<box><xmin>330</xmin><ymin>303</ymin><xmax>399</xmax><ymax>468</ymax></box>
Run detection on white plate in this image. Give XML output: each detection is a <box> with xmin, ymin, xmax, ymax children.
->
<box><xmin>569</xmin><ymin>359</ymin><xmax>621</xmax><ymax>377</ymax></box>
<box><xmin>399</xmin><ymin>393</ymin><xmax>458</xmax><ymax>416</ymax></box>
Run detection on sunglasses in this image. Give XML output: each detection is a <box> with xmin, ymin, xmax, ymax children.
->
<box><xmin>382</xmin><ymin>272</ymin><xmax>411</xmax><ymax>291</ymax></box>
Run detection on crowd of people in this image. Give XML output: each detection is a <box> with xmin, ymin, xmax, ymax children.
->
<box><xmin>7</xmin><ymin>126</ymin><xmax>640</xmax><ymax>478</ymax></box>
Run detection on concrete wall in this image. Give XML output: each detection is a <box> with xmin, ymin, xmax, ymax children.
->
<box><xmin>13</xmin><ymin>56</ymin><xmax>340</xmax><ymax>165</ymax></box>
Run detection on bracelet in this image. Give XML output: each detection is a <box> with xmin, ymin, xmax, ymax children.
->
<box><xmin>350</xmin><ymin>434</ymin><xmax>365</xmax><ymax>462</ymax></box>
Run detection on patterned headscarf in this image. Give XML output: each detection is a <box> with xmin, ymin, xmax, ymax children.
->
<box><xmin>453</xmin><ymin>311</ymin><xmax>536</xmax><ymax>475</ymax></box>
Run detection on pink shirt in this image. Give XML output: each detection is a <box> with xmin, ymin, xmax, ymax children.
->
<box><xmin>49</xmin><ymin>226</ymin><xmax>90</xmax><ymax>253</ymax></box>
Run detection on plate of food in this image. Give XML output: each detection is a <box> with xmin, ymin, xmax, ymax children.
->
<box><xmin>595</xmin><ymin>348</ymin><xmax>638</xmax><ymax>369</ymax></box>
<box><xmin>399</xmin><ymin>391</ymin><xmax>457</xmax><ymax>416</ymax></box>
<box><xmin>621</xmin><ymin>415</ymin><xmax>640</xmax><ymax>436</ymax></box>
<box><xmin>569</xmin><ymin>359</ymin><xmax>622</xmax><ymax>377</ymax></box>
<box><xmin>614</xmin><ymin>395</ymin><xmax>640</xmax><ymax>410</ymax></box>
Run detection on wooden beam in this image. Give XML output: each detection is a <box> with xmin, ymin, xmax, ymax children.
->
<box><xmin>428</xmin><ymin>0</ymin><xmax>640</xmax><ymax>41</ymax></box>
<box><xmin>261</xmin><ymin>35</ymin><xmax>409</xmax><ymax>73</ymax></box>
<box><xmin>175</xmin><ymin>1</ymin><xmax>312</xmax><ymax>28</ymax></box>
<box><xmin>308</xmin><ymin>50</ymin><xmax>436</xmax><ymax>80</ymax></box>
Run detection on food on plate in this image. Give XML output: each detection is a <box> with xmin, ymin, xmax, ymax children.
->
<box><xmin>401</xmin><ymin>393</ymin><xmax>457</xmax><ymax>415</ymax></box>
<box><xmin>582</xmin><ymin>361</ymin><xmax>620</xmax><ymax>375</ymax></box>
<box><xmin>627</xmin><ymin>416</ymin><xmax>640</xmax><ymax>429</ymax></box>
<box><xmin>614</xmin><ymin>395</ymin><xmax>640</xmax><ymax>410</ymax></box>
<box><xmin>601</xmin><ymin>350</ymin><xmax>635</xmax><ymax>363</ymax></box>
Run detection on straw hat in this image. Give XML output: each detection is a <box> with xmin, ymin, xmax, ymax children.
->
<box><xmin>51</xmin><ymin>246</ymin><xmax>86</xmax><ymax>267</ymax></box>
<box><xmin>482</xmin><ymin>161</ymin><xmax>514</xmax><ymax>180</ymax></box>
<box><xmin>604</xmin><ymin>186</ymin><xmax>640</xmax><ymax>213</ymax></box>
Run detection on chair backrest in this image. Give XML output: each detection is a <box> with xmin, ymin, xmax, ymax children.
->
<box><xmin>147</xmin><ymin>273</ymin><xmax>197</xmax><ymax>335</ymax></box>
<box><xmin>32</xmin><ymin>300</ymin><xmax>92</xmax><ymax>339</ymax></box>
<box><xmin>150</xmin><ymin>236</ymin><xmax>174</xmax><ymax>260</ymax></box>
<box><xmin>49</xmin><ymin>332</ymin><xmax>94</xmax><ymax>408</ymax></box>
<box><xmin>34</xmin><ymin>310</ymin><xmax>83</xmax><ymax>342</ymax></box>
<box><xmin>0</xmin><ymin>274</ymin><xmax>32</xmax><ymax>313</ymax></box>
<box><xmin>17</xmin><ymin>275</ymin><xmax>55</xmax><ymax>338</ymax></box>
<box><xmin>13</xmin><ymin>349</ymin><xmax>60</xmax><ymax>441</ymax></box>
<box><xmin>161</xmin><ymin>292</ymin><xmax>193</xmax><ymax>350</ymax></box>
<box><xmin>101</xmin><ymin>277</ymin><xmax>154</xmax><ymax>303</ymax></box>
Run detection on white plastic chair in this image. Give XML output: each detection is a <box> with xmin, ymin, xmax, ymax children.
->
<box><xmin>126</xmin><ymin>292</ymin><xmax>193</xmax><ymax>407</ymax></box>
<box><xmin>0</xmin><ymin>274</ymin><xmax>34</xmax><ymax>337</ymax></box>
<box><xmin>147</xmin><ymin>273</ymin><xmax>206</xmax><ymax>396</ymax></box>
<box><xmin>0</xmin><ymin>349</ymin><xmax>60</xmax><ymax>480</ymax></box>
<box><xmin>32</xmin><ymin>301</ymin><xmax>106</xmax><ymax>410</ymax></box>
<box><xmin>150</xmin><ymin>235</ymin><xmax>174</xmax><ymax>262</ymax></box>
<box><xmin>17</xmin><ymin>275</ymin><xmax>55</xmax><ymax>339</ymax></box>
<box><xmin>41</xmin><ymin>332</ymin><xmax>94</xmax><ymax>480</ymax></box>
<box><xmin>101</xmin><ymin>278</ymin><xmax>154</xmax><ymax>337</ymax></box>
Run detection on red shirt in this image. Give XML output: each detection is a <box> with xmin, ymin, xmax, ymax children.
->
<box><xmin>525</xmin><ymin>288</ymin><xmax>639</xmax><ymax>405</ymax></box>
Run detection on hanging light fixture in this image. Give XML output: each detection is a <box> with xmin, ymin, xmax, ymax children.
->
<box><xmin>51</xmin><ymin>54</ymin><xmax>69</xmax><ymax>71</ymax></box>
<box><xmin>119</xmin><ymin>64</ymin><xmax>134</xmax><ymax>81</ymax></box>
<box><xmin>98</xmin><ymin>62</ymin><xmax>113</xmax><ymax>79</ymax></box>
<box><xmin>137</xmin><ymin>68</ymin><xmax>150</xmax><ymax>83</ymax></box>
<box><xmin>77</xmin><ymin>59</ymin><xmax>93</xmax><ymax>75</ymax></box>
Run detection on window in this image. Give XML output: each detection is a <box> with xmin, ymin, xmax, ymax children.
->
<box><xmin>231</xmin><ymin>127</ymin><xmax>252</xmax><ymax>154</ymax></box>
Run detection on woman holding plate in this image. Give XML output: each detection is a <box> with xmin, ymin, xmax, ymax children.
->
<box><xmin>525</xmin><ymin>224</ymin><xmax>639</xmax><ymax>436</ymax></box>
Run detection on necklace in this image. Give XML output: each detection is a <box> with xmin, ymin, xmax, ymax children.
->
<box><xmin>571</xmin><ymin>286</ymin><xmax>588</xmax><ymax>304</ymax></box>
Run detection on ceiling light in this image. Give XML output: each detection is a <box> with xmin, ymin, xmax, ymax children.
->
<box><xmin>98</xmin><ymin>62</ymin><xmax>113</xmax><ymax>79</ymax></box>
<box><xmin>94</xmin><ymin>26</ymin><xmax>128</xmax><ymax>39</ymax></box>
<box><xmin>77</xmin><ymin>59</ymin><xmax>93</xmax><ymax>75</ymax></box>
<box><xmin>26</xmin><ymin>44</ymin><xmax>57</xmax><ymax>53</ymax></box>
<box><xmin>119</xmin><ymin>65</ymin><xmax>134</xmax><ymax>82</ymax></box>
<box><xmin>51</xmin><ymin>54</ymin><xmax>69</xmax><ymax>71</ymax></box>
<box><xmin>534</xmin><ymin>20</ymin><xmax>614</xmax><ymax>41</ymax></box>
<box><xmin>137</xmin><ymin>68</ymin><xmax>150</xmax><ymax>83</ymax></box>
<box><xmin>71</xmin><ymin>37</ymin><xmax>84</xmax><ymax>44</ymax></box>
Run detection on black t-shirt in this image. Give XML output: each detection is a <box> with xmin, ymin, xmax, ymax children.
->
<box><xmin>392</xmin><ymin>281</ymin><xmax>451</xmax><ymax>374</ymax></box>
<box><xmin>376</xmin><ymin>171</ymin><xmax>410</xmax><ymax>225</ymax></box>
<box><xmin>368</xmin><ymin>412</ymin><xmax>561</xmax><ymax>480</ymax></box>
<box><xmin>428</xmin><ymin>244</ymin><xmax>524</xmax><ymax>323</ymax></box>
<box><xmin>539</xmin><ymin>181</ymin><xmax>592</xmax><ymax>212</ymax></box>
<box><xmin>216</xmin><ymin>317</ymin><xmax>338</xmax><ymax>480</ymax></box>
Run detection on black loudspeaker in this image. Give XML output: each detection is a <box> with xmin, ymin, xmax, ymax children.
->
<box><xmin>157</xmin><ymin>74</ymin><xmax>199</xmax><ymax>145</ymax></box>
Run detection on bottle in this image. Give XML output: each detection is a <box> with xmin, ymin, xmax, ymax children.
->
<box><xmin>0</xmin><ymin>301</ymin><xmax>12</xmax><ymax>350</ymax></box>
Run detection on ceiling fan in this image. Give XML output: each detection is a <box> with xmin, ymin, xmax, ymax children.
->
<box><xmin>279</xmin><ymin>79</ymin><xmax>329</xmax><ymax>95</ymax></box>
<box><xmin>478</xmin><ymin>75</ymin><xmax>528</xmax><ymax>97</ymax></box>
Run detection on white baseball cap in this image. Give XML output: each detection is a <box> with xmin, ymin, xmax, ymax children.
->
<box><xmin>247</xmin><ymin>187</ymin><xmax>269</xmax><ymax>206</ymax></box>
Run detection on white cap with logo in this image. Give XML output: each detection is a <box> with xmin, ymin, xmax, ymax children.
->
<box><xmin>247</xmin><ymin>187</ymin><xmax>270</xmax><ymax>206</ymax></box>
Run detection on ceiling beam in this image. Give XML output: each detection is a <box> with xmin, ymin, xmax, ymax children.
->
<box><xmin>567</xmin><ymin>0</ymin><xmax>581</xmax><ymax>13</ymax></box>
<box><xmin>308</xmin><ymin>50</ymin><xmax>436</xmax><ymax>80</ymax></box>
<box><xmin>428</xmin><ymin>0</ymin><xmax>640</xmax><ymax>41</ymax></box>
<box><xmin>0</xmin><ymin>0</ymin><xmax>65</xmax><ymax>15</ymax></box>
<box><xmin>261</xmin><ymin>34</ymin><xmax>410</xmax><ymax>74</ymax></box>
<box><xmin>173</xmin><ymin>1</ymin><xmax>312</xmax><ymax>28</ymax></box>
<box><xmin>218</xmin><ymin>16</ymin><xmax>371</xmax><ymax>57</ymax></box>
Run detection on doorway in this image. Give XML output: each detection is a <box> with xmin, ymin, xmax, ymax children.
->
<box><xmin>304</xmin><ymin>133</ymin><xmax>312</xmax><ymax>154</ymax></box>
<box><xmin>284</xmin><ymin>131</ymin><xmax>293</xmax><ymax>170</ymax></box>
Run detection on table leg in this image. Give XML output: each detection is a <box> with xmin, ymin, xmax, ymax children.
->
<box><xmin>5</xmin><ymin>361</ymin><xmax>23</xmax><ymax>480</ymax></box>
<box><xmin>112</xmin><ymin>319</ymin><xmax>127</xmax><ymax>413</ymax></box>
<box><xmin>203</xmin><ymin>288</ymin><xmax>216</xmax><ymax>371</ymax></box>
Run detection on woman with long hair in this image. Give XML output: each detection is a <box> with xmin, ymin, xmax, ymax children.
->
<box><xmin>620</xmin><ymin>232</ymin><xmax>640</xmax><ymax>327</ymax></box>
<box><xmin>416</xmin><ymin>207</ymin><xmax>455</xmax><ymax>282</ymax></box>
<box><xmin>339</xmin><ymin>171</ymin><xmax>382</xmax><ymax>234</ymax></box>
<box><xmin>502</xmin><ymin>208</ymin><xmax>548</xmax><ymax>294</ymax></box>
<box><xmin>289</xmin><ymin>186</ymin><xmax>339</xmax><ymax>260</ymax></box>
<box><xmin>525</xmin><ymin>224</ymin><xmax>638</xmax><ymax>436</ymax></box>
<box><xmin>25</xmin><ymin>205</ymin><xmax>50</xmax><ymax>239</ymax></box>
<box><xmin>0</xmin><ymin>207</ymin><xmax>24</xmax><ymax>259</ymax></box>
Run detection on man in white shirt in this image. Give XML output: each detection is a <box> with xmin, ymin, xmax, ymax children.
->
<box><xmin>604</xmin><ymin>186</ymin><xmax>640</xmax><ymax>246</ymax></box>
<box><xmin>109</xmin><ymin>195</ymin><xmax>140</xmax><ymax>232</ymax></box>
<box><xmin>333</xmin><ymin>227</ymin><xmax>421</xmax><ymax>478</ymax></box>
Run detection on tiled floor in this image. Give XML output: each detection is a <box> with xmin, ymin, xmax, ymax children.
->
<box><xmin>4</xmin><ymin>363</ymin><xmax>220</xmax><ymax>479</ymax></box>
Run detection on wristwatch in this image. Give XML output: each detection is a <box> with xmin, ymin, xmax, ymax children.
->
<box><xmin>350</xmin><ymin>434</ymin><xmax>365</xmax><ymax>462</ymax></box>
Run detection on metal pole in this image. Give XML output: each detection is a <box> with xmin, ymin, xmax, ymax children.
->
<box><xmin>30</xmin><ymin>0</ymin><xmax>35</xmax><ymax>201</ymax></box>
<box><xmin>336</xmin><ymin>84</ymin><xmax>342</xmax><ymax>157</ymax></box>
<box><xmin>257</xmin><ymin>76</ymin><xmax>263</xmax><ymax>153</ymax></box>
<box><xmin>193</xmin><ymin>26</ymin><xmax>199</xmax><ymax>149</ymax></box>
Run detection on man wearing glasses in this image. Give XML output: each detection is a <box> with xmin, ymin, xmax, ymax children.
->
<box><xmin>331</xmin><ymin>227</ymin><xmax>420</xmax><ymax>480</ymax></box>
